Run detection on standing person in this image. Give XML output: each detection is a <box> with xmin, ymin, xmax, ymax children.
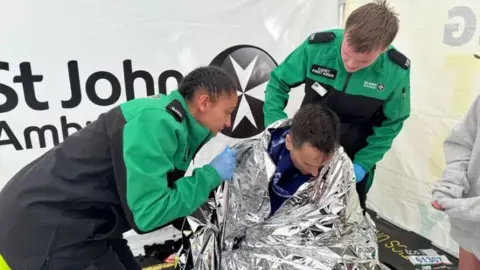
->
<box><xmin>432</xmin><ymin>96</ymin><xmax>480</xmax><ymax>270</ymax></box>
<box><xmin>263</xmin><ymin>0</ymin><xmax>411</xmax><ymax>212</ymax></box>
<box><xmin>0</xmin><ymin>66</ymin><xmax>239</xmax><ymax>270</ymax></box>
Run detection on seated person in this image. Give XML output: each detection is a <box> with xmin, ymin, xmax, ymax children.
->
<box><xmin>182</xmin><ymin>103</ymin><xmax>378</xmax><ymax>269</ymax></box>
<box><xmin>267</xmin><ymin>103</ymin><xmax>338</xmax><ymax>215</ymax></box>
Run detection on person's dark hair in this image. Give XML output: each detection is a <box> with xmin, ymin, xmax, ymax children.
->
<box><xmin>344</xmin><ymin>0</ymin><xmax>399</xmax><ymax>53</ymax></box>
<box><xmin>178</xmin><ymin>66</ymin><xmax>238</xmax><ymax>101</ymax></box>
<box><xmin>290</xmin><ymin>103</ymin><xmax>340</xmax><ymax>154</ymax></box>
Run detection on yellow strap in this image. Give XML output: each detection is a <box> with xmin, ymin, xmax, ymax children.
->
<box><xmin>0</xmin><ymin>255</ymin><xmax>10</xmax><ymax>270</ymax></box>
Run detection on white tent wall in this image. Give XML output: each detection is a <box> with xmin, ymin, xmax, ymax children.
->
<box><xmin>0</xmin><ymin>0</ymin><xmax>341</xmax><ymax>256</ymax></box>
<box><xmin>344</xmin><ymin>0</ymin><xmax>480</xmax><ymax>258</ymax></box>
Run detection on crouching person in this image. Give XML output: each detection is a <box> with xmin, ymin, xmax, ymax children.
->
<box><xmin>0</xmin><ymin>66</ymin><xmax>239</xmax><ymax>270</ymax></box>
<box><xmin>181</xmin><ymin>103</ymin><xmax>379</xmax><ymax>270</ymax></box>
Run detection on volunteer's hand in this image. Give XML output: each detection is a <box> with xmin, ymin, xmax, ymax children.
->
<box><xmin>431</xmin><ymin>200</ymin><xmax>444</xmax><ymax>211</ymax></box>
<box><xmin>353</xmin><ymin>163</ymin><xmax>366</xmax><ymax>183</ymax></box>
<box><xmin>209</xmin><ymin>146</ymin><xmax>237</xmax><ymax>182</ymax></box>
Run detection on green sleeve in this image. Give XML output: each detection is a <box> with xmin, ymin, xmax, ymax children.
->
<box><xmin>354</xmin><ymin>70</ymin><xmax>411</xmax><ymax>172</ymax></box>
<box><xmin>263</xmin><ymin>39</ymin><xmax>309</xmax><ymax>127</ymax></box>
<box><xmin>121</xmin><ymin>110</ymin><xmax>222</xmax><ymax>233</ymax></box>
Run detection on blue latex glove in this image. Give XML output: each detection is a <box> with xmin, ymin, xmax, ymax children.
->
<box><xmin>209</xmin><ymin>146</ymin><xmax>237</xmax><ymax>181</ymax></box>
<box><xmin>353</xmin><ymin>163</ymin><xmax>366</xmax><ymax>183</ymax></box>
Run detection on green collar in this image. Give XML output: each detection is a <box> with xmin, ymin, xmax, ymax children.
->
<box><xmin>168</xmin><ymin>90</ymin><xmax>214</xmax><ymax>148</ymax></box>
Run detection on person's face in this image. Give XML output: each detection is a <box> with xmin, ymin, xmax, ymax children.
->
<box><xmin>195</xmin><ymin>91</ymin><xmax>238</xmax><ymax>134</ymax></box>
<box><xmin>285</xmin><ymin>134</ymin><xmax>334</xmax><ymax>178</ymax></box>
<box><xmin>340</xmin><ymin>32</ymin><xmax>383</xmax><ymax>73</ymax></box>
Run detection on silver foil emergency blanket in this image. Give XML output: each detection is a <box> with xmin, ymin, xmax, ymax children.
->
<box><xmin>181</xmin><ymin>119</ymin><xmax>379</xmax><ymax>269</ymax></box>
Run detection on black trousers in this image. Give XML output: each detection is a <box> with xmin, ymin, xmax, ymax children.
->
<box><xmin>41</xmin><ymin>237</ymin><xmax>141</xmax><ymax>270</ymax></box>
<box><xmin>355</xmin><ymin>174</ymin><xmax>369</xmax><ymax>215</ymax></box>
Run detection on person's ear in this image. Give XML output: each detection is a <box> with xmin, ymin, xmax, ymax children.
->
<box><xmin>285</xmin><ymin>134</ymin><xmax>293</xmax><ymax>151</ymax></box>
<box><xmin>197</xmin><ymin>94</ymin><xmax>210</xmax><ymax>113</ymax></box>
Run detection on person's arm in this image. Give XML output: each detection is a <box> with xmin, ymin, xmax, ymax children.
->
<box><xmin>114</xmin><ymin>110</ymin><xmax>222</xmax><ymax>234</ymax></box>
<box><xmin>353</xmin><ymin>70</ymin><xmax>411</xmax><ymax>172</ymax></box>
<box><xmin>437</xmin><ymin>196</ymin><xmax>480</xmax><ymax>222</ymax></box>
<box><xmin>432</xmin><ymin>96</ymin><xmax>480</xmax><ymax>200</ymax></box>
<box><xmin>263</xmin><ymin>39</ymin><xmax>309</xmax><ymax>127</ymax></box>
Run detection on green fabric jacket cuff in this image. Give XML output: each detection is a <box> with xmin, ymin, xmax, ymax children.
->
<box><xmin>201</xmin><ymin>164</ymin><xmax>223</xmax><ymax>189</ymax></box>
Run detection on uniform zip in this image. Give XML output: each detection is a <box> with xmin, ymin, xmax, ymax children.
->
<box><xmin>342</xmin><ymin>73</ymin><xmax>352</xmax><ymax>92</ymax></box>
<box><xmin>192</xmin><ymin>132</ymin><xmax>212</xmax><ymax>164</ymax></box>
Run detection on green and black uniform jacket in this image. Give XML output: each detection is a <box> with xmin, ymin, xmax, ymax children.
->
<box><xmin>0</xmin><ymin>90</ymin><xmax>221</xmax><ymax>269</ymax></box>
<box><xmin>117</xmin><ymin>90</ymin><xmax>221</xmax><ymax>233</ymax></box>
<box><xmin>264</xmin><ymin>28</ymin><xmax>411</xmax><ymax>190</ymax></box>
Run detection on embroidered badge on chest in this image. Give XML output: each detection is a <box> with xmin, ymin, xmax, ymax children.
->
<box><xmin>311</xmin><ymin>65</ymin><xmax>337</xmax><ymax>79</ymax></box>
<box><xmin>363</xmin><ymin>80</ymin><xmax>385</xmax><ymax>91</ymax></box>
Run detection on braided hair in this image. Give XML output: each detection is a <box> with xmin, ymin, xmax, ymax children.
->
<box><xmin>179</xmin><ymin>66</ymin><xmax>238</xmax><ymax>101</ymax></box>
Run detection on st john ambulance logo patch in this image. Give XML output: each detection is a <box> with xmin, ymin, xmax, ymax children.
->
<box><xmin>209</xmin><ymin>45</ymin><xmax>278</xmax><ymax>139</ymax></box>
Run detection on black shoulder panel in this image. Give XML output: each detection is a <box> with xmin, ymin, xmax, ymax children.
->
<box><xmin>387</xmin><ymin>48</ymin><xmax>410</xmax><ymax>70</ymax></box>
<box><xmin>166</xmin><ymin>99</ymin><xmax>186</xmax><ymax>122</ymax></box>
<box><xmin>308</xmin><ymin>32</ymin><xmax>336</xmax><ymax>44</ymax></box>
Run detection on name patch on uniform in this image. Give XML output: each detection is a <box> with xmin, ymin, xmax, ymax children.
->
<box><xmin>311</xmin><ymin>65</ymin><xmax>337</xmax><ymax>79</ymax></box>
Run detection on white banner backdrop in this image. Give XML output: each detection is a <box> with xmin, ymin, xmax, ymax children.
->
<box><xmin>344</xmin><ymin>0</ymin><xmax>480</xmax><ymax>258</ymax></box>
<box><xmin>0</xmin><ymin>0</ymin><xmax>341</xmax><ymax>255</ymax></box>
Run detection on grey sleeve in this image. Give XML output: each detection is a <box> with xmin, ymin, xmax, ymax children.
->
<box><xmin>432</xmin><ymin>96</ymin><xmax>479</xmax><ymax>200</ymax></box>
<box><xmin>437</xmin><ymin>196</ymin><xmax>480</xmax><ymax>222</ymax></box>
